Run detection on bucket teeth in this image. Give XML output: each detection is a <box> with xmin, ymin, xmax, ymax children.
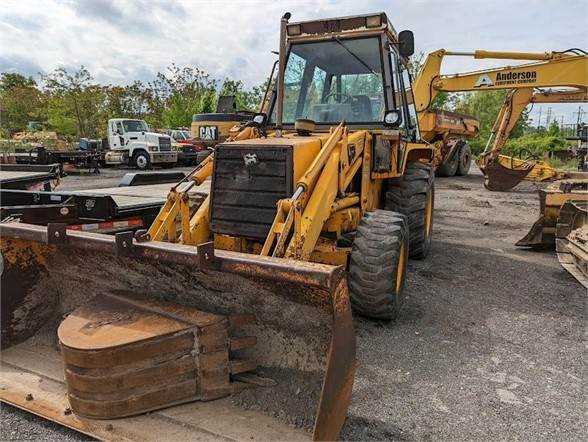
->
<box><xmin>229</xmin><ymin>359</ymin><xmax>257</xmax><ymax>375</ymax></box>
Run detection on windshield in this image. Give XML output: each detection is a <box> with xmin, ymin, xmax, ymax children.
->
<box><xmin>275</xmin><ymin>37</ymin><xmax>386</xmax><ymax>125</ymax></box>
<box><xmin>122</xmin><ymin>120</ymin><xmax>149</xmax><ymax>132</ymax></box>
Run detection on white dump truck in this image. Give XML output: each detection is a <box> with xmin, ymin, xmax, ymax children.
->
<box><xmin>103</xmin><ymin>119</ymin><xmax>177</xmax><ymax>169</ymax></box>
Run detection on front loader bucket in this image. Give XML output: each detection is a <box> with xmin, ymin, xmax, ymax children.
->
<box><xmin>555</xmin><ymin>201</ymin><xmax>588</xmax><ymax>288</ymax></box>
<box><xmin>478</xmin><ymin>156</ymin><xmax>534</xmax><ymax>192</ymax></box>
<box><xmin>0</xmin><ymin>223</ymin><xmax>355</xmax><ymax>441</ymax></box>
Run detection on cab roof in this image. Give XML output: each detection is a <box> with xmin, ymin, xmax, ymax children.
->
<box><xmin>286</xmin><ymin>12</ymin><xmax>397</xmax><ymax>40</ymax></box>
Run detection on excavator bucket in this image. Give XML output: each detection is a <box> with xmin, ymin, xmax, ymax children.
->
<box><xmin>555</xmin><ymin>200</ymin><xmax>588</xmax><ymax>288</ymax></box>
<box><xmin>517</xmin><ymin>179</ymin><xmax>588</xmax><ymax>250</ymax></box>
<box><xmin>0</xmin><ymin>222</ymin><xmax>355</xmax><ymax>441</ymax></box>
<box><xmin>478</xmin><ymin>155</ymin><xmax>534</xmax><ymax>192</ymax></box>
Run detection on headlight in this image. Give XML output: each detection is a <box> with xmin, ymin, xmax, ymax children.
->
<box><xmin>366</xmin><ymin>15</ymin><xmax>382</xmax><ymax>28</ymax></box>
<box><xmin>148</xmin><ymin>145</ymin><xmax>158</xmax><ymax>151</ymax></box>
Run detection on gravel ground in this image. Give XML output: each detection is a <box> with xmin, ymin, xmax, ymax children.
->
<box><xmin>1</xmin><ymin>166</ymin><xmax>585</xmax><ymax>441</ymax></box>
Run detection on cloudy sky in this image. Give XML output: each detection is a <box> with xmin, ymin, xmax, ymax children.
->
<box><xmin>1</xmin><ymin>0</ymin><xmax>586</xmax><ymax>124</ymax></box>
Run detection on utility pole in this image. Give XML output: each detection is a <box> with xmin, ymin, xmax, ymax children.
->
<box><xmin>537</xmin><ymin>107</ymin><xmax>542</xmax><ymax>128</ymax></box>
<box><xmin>546</xmin><ymin>107</ymin><xmax>552</xmax><ymax>127</ymax></box>
<box><xmin>573</xmin><ymin>106</ymin><xmax>585</xmax><ymax>125</ymax></box>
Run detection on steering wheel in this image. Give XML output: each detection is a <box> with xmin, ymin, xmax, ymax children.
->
<box><xmin>323</xmin><ymin>91</ymin><xmax>354</xmax><ymax>104</ymax></box>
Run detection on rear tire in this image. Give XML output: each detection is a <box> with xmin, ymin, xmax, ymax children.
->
<box><xmin>348</xmin><ymin>210</ymin><xmax>409</xmax><ymax>320</ymax></box>
<box><xmin>456</xmin><ymin>142</ymin><xmax>472</xmax><ymax>176</ymax></box>
<box><xmin>437</xmin><ymin>153</ymin><xmax>458</xmax><ymax>177</ymax></box>
<box><xmin>385</xmin><ymin>162</ymin><xmax>434</xmax><ymax>259</ymax></box>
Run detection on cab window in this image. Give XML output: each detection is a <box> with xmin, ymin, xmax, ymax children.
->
<box><xmin>276</xmin><ymin>37</ymin><xmax>388</xmax><ymax>124</ymax></box>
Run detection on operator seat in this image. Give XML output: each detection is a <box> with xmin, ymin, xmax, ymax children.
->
<box><xmin>352</xmin><ymin>95</ymin><xmax>373</xmax><ymax>121</ymax></box>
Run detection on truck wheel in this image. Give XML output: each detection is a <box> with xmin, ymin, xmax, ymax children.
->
<box><xmin>348</xmin><ymin>210</ymin><xmax>408</xmax><ymax>320</ymax></box>
<box><xmin>456</xmin><ymin>143</ymin><xmax>472</xmax><ymax>176</ymax></box>
<box><xmin>437</xmin><ymin>153</ymin><xmax>458</xmax><ymax>177</ymax></box>
<box><xmin>385</xmin><ymin>162</ymin><xmax>434</xmax><ymax>259</ymax></box>
<box><xmin>133</xmin><ymin>151</ymin><xmax>150</xmax><ymax>170</ymax></box>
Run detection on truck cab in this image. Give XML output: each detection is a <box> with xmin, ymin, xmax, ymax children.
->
<box><xmin>104</xmin><ymin>119</ymin><xmax>177</xmax><ymax>169</ymax></box>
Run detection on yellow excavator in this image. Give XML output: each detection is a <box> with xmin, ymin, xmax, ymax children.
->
<box><xmin>1</xmin><ymin>12</ymin><xmax>437</xmax><ymax>441</ymax></box>
<box><xmin>479</xmin><ymin>88</ymin><xmax>588</xmax><ymax>191</ymax></box>
<box><xmin>413</xmin><ymin>48</ymin><xmax>588</xmax><ymax>190</ymax></box>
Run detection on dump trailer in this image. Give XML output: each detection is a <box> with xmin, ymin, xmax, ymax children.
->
<box><xmin>1</xmin><ymin>12</ymin><xmax>434</xmax><ymax>440</ymax></box>
<box><xmin>418</xmin><ymin>109</ymin><xmax>478</xmax><ymax>176</ymax></box>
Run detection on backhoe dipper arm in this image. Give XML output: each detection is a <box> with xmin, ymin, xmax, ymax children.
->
<box><xmin>484</xmin><ymin>88</ymin><xmax>588</xmax><ymax>158</ymax></box>
<box><xmin>413</xmin><ymin>49</ymin><xmax>588</xmax><ymax>112</ymax></box>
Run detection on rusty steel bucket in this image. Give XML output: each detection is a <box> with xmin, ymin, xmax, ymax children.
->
<box><xmin>478</xmin><ymin>156</ymin><xmax>534</xmax><ymax>192</ymax></box>
<box><xmin>0</xmin><ymin>222</ymin><xmax>355</xmax><ymax>441</ymax></box>
<box><xmin>555</xmin><ymin>200</ymin><xmax>588</xmax><ymax>288</ymax></box>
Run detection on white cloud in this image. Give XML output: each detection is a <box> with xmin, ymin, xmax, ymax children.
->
<box><xmin>1</xmin><ymin>0</ymin><xmax>586</xmax><ymax>122</ymax></box>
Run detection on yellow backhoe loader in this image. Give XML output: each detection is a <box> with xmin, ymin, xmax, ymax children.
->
<box><xmin>413</xmin><ymin>48</ymin><xmax>588</xmax><ymax>190</ymax></box>
<box><xmin>1</xmin><ymin>13</ymin><xmax>435</xmax><ymax>441</ymax></box>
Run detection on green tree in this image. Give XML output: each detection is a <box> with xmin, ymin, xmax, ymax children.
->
<box><xmin>0</xmin><ymin>73</ymin><xmax>46</xmax><ymax>135</ymax></box>
<box><xmin>42</xmin><ymin>66</ymin><xmax>106</xmax><ymax>138</ymax></box>
<box><xmin>452</xmin><ymin>90</ymin><xmax>530</xmax><ymax>154</ymax></box>
<box><xmin>150</xmin><ymin>65</ymin><xmax>217</xmax><ymax>129</ymax></box>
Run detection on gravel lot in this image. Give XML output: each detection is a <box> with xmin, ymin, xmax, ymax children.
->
<box><xmin>1</xmin><ymin>166</ymin><xmax>585</xmax><ymax>441</ymax></box>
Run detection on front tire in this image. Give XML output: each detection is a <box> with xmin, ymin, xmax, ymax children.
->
<box><xmin>385</xmin><ymin>162</ymin><xmax>434</xmax><ymax>259</ymax></box>
<box><xmin>348</xmin><ymin>210</ymin><xmax>409</xmax><ymax>320</ymax></box>
<box><xmin>132</xmin><ymin>151</ymin><xmax>150</xmax><ymax>170</ymax></box>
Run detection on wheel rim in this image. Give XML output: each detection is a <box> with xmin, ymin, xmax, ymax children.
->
<box><xmin>395</xmin><ymin>241</ymin><xmax>407</xmax><ymax>294</ymax></box>
<box><xmin>424</xmin><ymin>190</ymin><xmax>433</xmax><ymax>239</ymax></box>
<box><xmin>136</xmin><ymin>155</ymin><xmax>147</xmax><ymax>168</ymax></box>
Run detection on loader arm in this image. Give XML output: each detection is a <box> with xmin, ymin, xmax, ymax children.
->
<box><xmin>413</xmin><ymin>49</ymin><xmax>588</xmax><ymax>112</ymax></box>
<box><xmin>483</xmin><ymin>88</ymin><xmax>588</xmax><ymax>159</ymax></box>
<box><xmin>262</xmin><ymin>123</ymin><xmax>358</xmax><ymax>260</ymax></box>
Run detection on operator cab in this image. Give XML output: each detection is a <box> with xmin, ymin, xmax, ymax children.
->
<box><xmin>267</xmin><ymin>13</ymin><xmax>419</xmax><ymax>141</ymax></box>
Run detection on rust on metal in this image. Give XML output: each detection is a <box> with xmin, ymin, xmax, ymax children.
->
<box><xmin>58</xmin><ymin>292</ymin><xmax>256</xmax><ymax>419</ymax></box>
<box><xmin>555</xmin><ymin>200</ymin><xmax>588</xmax><ymax>287</ymax></box>
<box><xmin>115</xmin><ymin>231</ymin><xmax>134</xmax><ymax>257</ymax></box>
<box><xmin>312</xmin><ymin>278</ymin><xmax>356</xmax><ymax>441</ymax></box>
<box><xmin>197</xmin><ymin>241</ymin><xmax>219</xmax><ymax>269</ymax></box>
<box><xmin>481</xmin><ymin>157</ymin><xmax>534</xmax><ymax>191</ymax></box>
<box><xmin>516</xmin><ymin>215</ymin><xmax>551</xmax><ymax>249</ymax></box>
<box><xmin>47</xmin><ymin>223</ymin><xmax>67</xmax><ymax>245</ymax></box>
<box><xmin>1</xmin><ymin>222</ymin><xmax>357</xmax><ymax>440</ymax></box>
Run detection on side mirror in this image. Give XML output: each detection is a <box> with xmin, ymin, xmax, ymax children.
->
<box><xmin>398</xmin><ymin>30</ymin><xmax>414</xmax><ymax>57</ymax></box>
<box><xmin>383</xmin><ymin>110</ymin><xmax>402</xmax><ymax>128</ymax></box>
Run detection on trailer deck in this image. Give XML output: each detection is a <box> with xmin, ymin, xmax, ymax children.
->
<box><xmin>0</xmin><ymin>164</ymin><xmax>61</xmax><ymax>191</ymax></box>
<box><xmin>0</xmin><ymin>180</ymin><xmax>210</xmax><ymax>230</ymax></box>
